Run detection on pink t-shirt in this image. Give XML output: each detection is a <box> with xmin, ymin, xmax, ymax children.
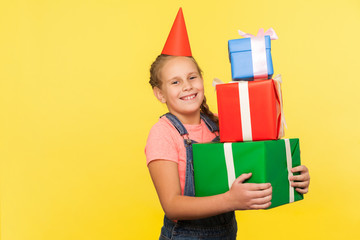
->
<box><xmin>145</xmin><ymin>116</ymin><xmax>217</xmax><ymax>195</ymax></box>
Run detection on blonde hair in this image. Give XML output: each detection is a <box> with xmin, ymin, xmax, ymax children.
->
<box><xmin>149</xmin><ymin>54</ymin><xmax>218</xmax><ymax>125</ymax></box>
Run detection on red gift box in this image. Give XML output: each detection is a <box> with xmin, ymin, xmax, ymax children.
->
<box><xmin>216</xmin><ymin>78</ymin><xmax>285</xmax><ymax>142</ymax></box>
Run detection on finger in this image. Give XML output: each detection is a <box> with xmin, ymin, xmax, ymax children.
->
<box><xmin>291</xmin><ymin>165</ymin><xmax>308</xmax><ymax>173</ymax></box>
<box><xmin>234</xmin><ymin>173</ymin><xmax>252</xmax><ymax>184</ymax></box>
<box><xmin>290</xmin><ymin>174</ymin><xmax>309</xmax><ymax>182</ymax></box>
<box><xmin>249</xmin><ymin>186</ymin><xmax>272</xmax><ymax>198</ymax></box>
<box><xmin>295</xmin><ymin>187</ymin><xmax>308</xmax><ymax>194</ymax></box>
<box><xmin>245</xmin><ymin>182</ymin><xmax>272</xmax><ymax>191</ymax></box>
<box><xmin>291</xmin><ymin>181</ymin><xmax>309</xmax><ymax>188</ymax></box>
<box><xmin>250</xmin><ymin>194</ymin><xmax>272</xmax><ymax>205</ymax></box>
<box><xmin>250</xmin><ymin>202</ymin><xmax>272</xmax><ymax>210</ymax></box>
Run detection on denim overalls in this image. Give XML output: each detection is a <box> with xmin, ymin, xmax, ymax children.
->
<box><xmin>159</xmin><ymin>113</ymin><xmax>237</xmax><ymax>240</ymax></box>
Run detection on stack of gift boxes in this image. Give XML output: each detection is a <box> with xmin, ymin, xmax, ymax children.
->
<box><xmin>193</xmin><ymin>28</ymin><xmax>303</xmax><ymax>209</ymax></box>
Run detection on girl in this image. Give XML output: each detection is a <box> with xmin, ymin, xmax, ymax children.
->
<box><xmin>145</xmin><ymin>8</ymin><xmax>310</xmax><ymax>240</ymax></box>
<box><xmin>145</xmin><ymin>54</ymin><xmax>310</xmax><ymax>239</ymax></box>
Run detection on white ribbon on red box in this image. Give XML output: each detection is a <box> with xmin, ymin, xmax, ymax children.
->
<box><xmin>238</xmin><ymin>81</ymin><xmax>252</xmax><ymax>141</ymax></box>
<box><xmin>273</xmin><ymin>74</ymin><xmax>287</xmax><ymax>138</ymax></box>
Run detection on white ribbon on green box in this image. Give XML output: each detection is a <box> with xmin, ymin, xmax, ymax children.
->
<box><xmin>224</xmin><ymin>143</ymin><xmax>236</xmax><ymax>188</ymax></box>
<box><xmin>285</xmin><ymin>139</ymin><xmax>294</xmax><ymax>203</ymax></box>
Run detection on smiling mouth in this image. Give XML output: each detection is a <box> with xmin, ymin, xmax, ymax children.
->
<box><xmin>180</xmin><ymin>93</ymin><xmax>197</xmax><ymax>101</ymax></box>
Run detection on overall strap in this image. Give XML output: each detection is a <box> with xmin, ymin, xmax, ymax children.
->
<box><xmin>161</xmin><ymin>113</ymin><xmax>188</xmax><ymax>136</ymax></box>
<box><xmin>200</xmin><ymin>113</ymin><xmax>219</xmax><ymax>133</ymax></box>
<box><xmin>161</xmin><ymin>112</ymin><xmax>219</xmax><ymax>141</ymax></box>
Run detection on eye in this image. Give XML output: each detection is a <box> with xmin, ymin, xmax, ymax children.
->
<box><xmin>171</xmin><ymin>80</ymin><xmax>179</xmax><ymax>85</ymax></box>
<box><xmin>189</xmin><ymin>75</ymin><xmax>198</xmax><ymax>80</ymax></box>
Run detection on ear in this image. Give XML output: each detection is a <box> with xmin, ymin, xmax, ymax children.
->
<box><xmin>153</xmin><ymin>87</ymin><xmax>166</xmax><ymax>103</ymax></box>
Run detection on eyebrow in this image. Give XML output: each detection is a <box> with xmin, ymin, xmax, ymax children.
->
<box><xmin>188</xmin><ymin>72</ymin><xmax>199</xmax><ymax>75</ymax></box>
<box><xmin>166</xmin><ymin>72</ymin><xmax>200</xmax><ymax>82</ymax></box>
<box><xmin>167</xmin><ymin>76</ymin><xmax>181</xmax><ymax>82</ymax></box>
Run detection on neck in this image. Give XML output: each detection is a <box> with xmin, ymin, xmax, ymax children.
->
<box><xmin>171</xmin><ymin>111</ymin><xmax>201</xmax><ymax>125</ymax></box>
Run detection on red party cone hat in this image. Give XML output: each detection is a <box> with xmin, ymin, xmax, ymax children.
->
<box><xmin>161</xmin><ymin>8</ymin><xmax>192</xmax><ymax>56</ymax></box>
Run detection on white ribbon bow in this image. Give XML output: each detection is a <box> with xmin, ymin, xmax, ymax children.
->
<box><xmin>238</xmin><ymin>28</ymin><xmax>279</xmax><ymax>40</ymax></box>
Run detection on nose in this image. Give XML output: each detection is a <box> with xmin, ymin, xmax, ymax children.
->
<box><xmin>182</xmin><ymin>79</ymin><xmax>193</xmax><ymax>91</ymax></box>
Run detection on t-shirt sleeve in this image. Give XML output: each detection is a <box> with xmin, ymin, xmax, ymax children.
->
<box><xmin>145</xmin><ymin>121</ymin><xmax>179</xmax><ymax>165</ymax></box>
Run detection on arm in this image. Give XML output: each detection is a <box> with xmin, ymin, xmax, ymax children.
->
<box><xmin>290</xmin><ymin>165</ymin><xmax>310</xmax><ymax>194</ymax></box>
<box><xmin>148</xmin><ymin>159</ymin><xmax>272</xmax><ymax>220</ymax></box>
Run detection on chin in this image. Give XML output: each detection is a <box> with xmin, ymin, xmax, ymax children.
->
<box><xmin>183</xmin><ymin>106</ymin><xmax>202</xmax><ymax>115</ymax></box>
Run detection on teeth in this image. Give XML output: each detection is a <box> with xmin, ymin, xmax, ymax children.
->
<box><xmin>182</xmin><ymin>94</ymin><xmax>196</xmax><ymax>100</ymax></box>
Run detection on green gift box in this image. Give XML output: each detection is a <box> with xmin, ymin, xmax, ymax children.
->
<box><xmin>193</xmin><ymin>138</ymin><xmax>303</xmax><ymax>209</ymax></box>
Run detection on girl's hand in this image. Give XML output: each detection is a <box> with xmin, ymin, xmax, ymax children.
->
<box><xmin>290</xmin><ymin>165</ymin><xmax>310</xmax><ymax>194</ymax></box>
<box><xmin>225</xmin><ymin>173</ymin><xmax>272</xmax><ymax>210</ymax></box>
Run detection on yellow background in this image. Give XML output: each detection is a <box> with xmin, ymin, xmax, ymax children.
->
<box><xmin>1</xmin><ymin>0</ymin><xmax>359</xmax><ymax>239</ymax></box>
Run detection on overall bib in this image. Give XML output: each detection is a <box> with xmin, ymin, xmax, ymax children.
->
<box><xmin>159</xmin><ymin>113</ymin><xmax>237</xmax><ymax>240</ymax></box>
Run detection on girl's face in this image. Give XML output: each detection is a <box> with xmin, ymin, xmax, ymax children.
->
<box><xmin>154</xmin><ymin>56</ymin><xmax>204</xmax><ymax>119</ymax></box>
